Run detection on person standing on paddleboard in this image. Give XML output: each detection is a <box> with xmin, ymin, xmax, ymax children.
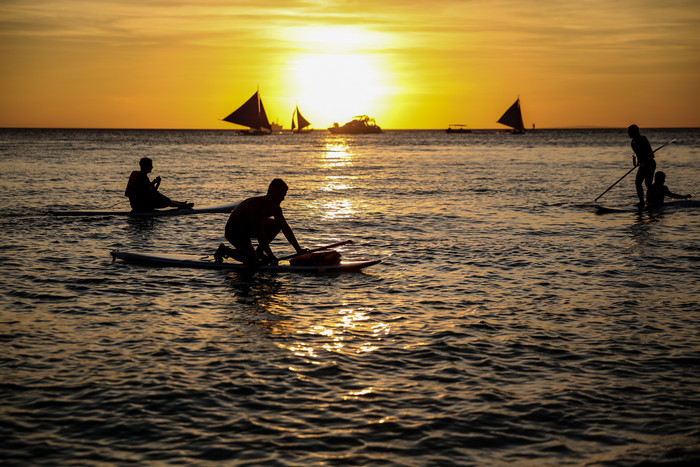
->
<box><xmin>628</xmin><ymin>125</ymin><xmax>656</xmax><ymax>207</ymax></box>
<box><xmin>125</xmin><ymin>157</ymin><xmax>193</xmax><ymax>212</ymax></box>
<box><xmin>215</xmin><ymin>178</ymin><xmax>307</xmax><ymax>265</ymax></box>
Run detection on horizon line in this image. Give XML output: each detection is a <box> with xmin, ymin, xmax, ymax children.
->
<box><xmin>2</xmin><ymin>126</ymin><xmax>699</xmax><ymax>131</ymax></box>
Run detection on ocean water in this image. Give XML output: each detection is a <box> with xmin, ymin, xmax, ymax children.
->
<box><xmin>1</xmin><ymin>128</ymin><xmax>699</xmax><ymax>465</ymax></box>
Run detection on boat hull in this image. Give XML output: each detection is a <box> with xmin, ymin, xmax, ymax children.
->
<box><xmin>328</xmin><ymin>115</ymin><xmax>382</xmax><ymax>134</ymax></box>
<box><xmin>328</xmin><ymin>127</ymin><xmax>382</xmax><ymax>134</ymax></box>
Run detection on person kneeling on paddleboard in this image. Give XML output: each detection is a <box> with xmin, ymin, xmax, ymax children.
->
<box><xmin>647</xmin><ymin>171</ymin><xmax>691</xmax><ymax>207</ymax></box>
<box><xmin>215</xmin><ymin>178</ymin><xmax>307</xmax><ymax>265</ymax></box>
<box><xmin>125</xmin><ymin>157</ymin><xmax>193</xmax><ymax>212</ymax></box>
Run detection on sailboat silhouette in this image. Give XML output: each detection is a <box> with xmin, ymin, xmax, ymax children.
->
<box><xmin>291</xmin><ymin>105</ymin><xmax>311</xmax><ymax>133</ymax></box>
<box><xmin>223</xmin><ymin>89</ymin><xmax>272</xmax><ymax>135</ymax></box>
<box><xmin>497</xmin><ymin>98</ymin><xmax>525</xmax><ymax>134</ymax></box>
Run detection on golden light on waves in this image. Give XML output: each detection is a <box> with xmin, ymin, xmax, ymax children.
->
<box><xmin>310</xmin><ymin>139</ymin><xmax>358</xmax><ymax>220</ymax></box>
<box><xmin>287</xmin><ymin>307</ymin><xmax>386</xmax><ymax>370</ymax></box>
<box><xmin>321</xmin><ymin>140</ymin><xmax>354</xmax><ymax>169</ymax></box>
<box><xmin>317</xmin><ymin>199</ymin><xmax>357</xmax><ymax>221</ymax></box>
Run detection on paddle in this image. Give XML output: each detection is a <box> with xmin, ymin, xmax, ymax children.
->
<box><xmin>594</xmin><ymin>139</ymin><xmax>676</xmax><ymax>202</ymax></box>
<box><xmin>278</xmin><ymin>240</ymin><xmax>354</xmax><ymax>261</ymax></box>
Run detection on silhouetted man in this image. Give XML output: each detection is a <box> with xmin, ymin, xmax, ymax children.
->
<box><xmin>125</xmin><ymin>157</ymin><xmax>192</xmax><ymax>212</ymax></box>
<box><xmin>628</xmin><ymin>124</ymin><xmax>656</xmax><ymax>207</ymax></box>
<box><xmin>215</xmin><ymin>178</ymin><xmax>307</xmax><ymax>265</ymax></box>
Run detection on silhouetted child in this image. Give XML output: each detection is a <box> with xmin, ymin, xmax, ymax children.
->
<box><xmin>646</xmin><ymin>171</ymin><xmax>691</xmax><ymax>207</ymax></box>
<box><xmin>125</xmin><ymin>157</ymin><xmax>192</xmax><ymax>212</ymax></box>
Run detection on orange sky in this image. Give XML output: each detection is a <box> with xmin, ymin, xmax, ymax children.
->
<box><xmin>1</xmin><ymin>0</ymin><xmax>698</xmax><ymax>129</ymax></box>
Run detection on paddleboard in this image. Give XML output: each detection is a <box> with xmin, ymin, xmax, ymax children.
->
<box><xmin>595</xmin><ymin>199</ymin><xmax>699</xmax><ymax>214</ymax></box>
<box><xmin>50</xmin><ymin>202</ymin><xmax>239</xmax><ymax>217</ymax></box>
<box><xmin>110</xmin><ymin>250</ymin><xmax>381</xmax><ymax>273</ymax></box>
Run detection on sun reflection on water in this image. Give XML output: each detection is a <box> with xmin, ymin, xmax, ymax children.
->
<box><xmin>320</xmin><ymin>175</ymin><xmax>355</xmax><ymax>192</ymax></box>
<box><xmin>315</xmin><ymin>199</ymin><xmax>357</xmax><ymax>221</ymax></box>
<box><xmin>287</xmin><ymin>307</ymin><xmax>386</xmax><ymax>370</ymax></box>
<box><xmin>289</xmin><ymin>343</ymin><xmax>318</xmax><ymax>359</ymax></box>
<box><xmin>322</xmin><ymin>140</ymin><xmax>354</xmax><ymax>169</ymax></box>
<box><xmin>309</xmin><ymin>139</ymin><xmax>361</xmax><ymax>220</ymax></box>
<box><xmin>344</xmin><ymin>387</ymin><xmax>374</xmax><ymax>400</ymax></box>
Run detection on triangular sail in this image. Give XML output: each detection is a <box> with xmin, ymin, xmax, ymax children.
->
<box><xmin>497</xmin><ymin>98</ymin><xmax>525</xmax><ymax>133</ymax></box>
<box><xmin>258</xmin><ymin>98</ymin><xmax>271</xmax><ymax>131</ymax></box>
<box><xmin>295</xmin><ymin>106</ymin><xmax>310</xmax><ymax>130</ymax></box>
<box><xmin>223</xmin><ymin>90</ymin><xmax>271</xmax><ymax>131</ymax></box>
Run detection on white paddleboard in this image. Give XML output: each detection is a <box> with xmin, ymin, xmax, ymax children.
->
<box><xmin>50</xmin><ymin>202</ymin><xmax>239</xmax><ymax>217</ymax></box>
<box><xmin>110</xmin><ymin>250</ymin><xmax>381</xmax><ymax>273</ymax></box>
<box><xmin>595</xmin><ymin>199</ymin><xmax>699</xmax><ymax>214</ymax></box>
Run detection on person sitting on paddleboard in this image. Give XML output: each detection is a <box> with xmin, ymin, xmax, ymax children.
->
<box><xmin>628</xmin><ymin>124</ymin><xmax>656</xmax><ymax>207</ymax></box>
<box><xmin>646</xmin><ymin>171</ymin><xmax>691</xmax><ymax>207</ymax></box>
<box><xmin>214</xmin><ymin>178</ymin><xmax>307</xmax><ymax>265</ymax></box>
<box><xmin>125</xmin><ymin>157</ymin><xmax>193</xmax><ymax>212</ymax></box>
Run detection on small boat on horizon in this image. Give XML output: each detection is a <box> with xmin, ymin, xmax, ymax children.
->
<box><xmin>446</xmin><ymin>124</ymin><xmax>472</xmax><ymax>134</ymax></box>
<box><xmin>328</xmin><ymin>115</ymin><xmax>382</xmax><ymax>134</ymax></box>
<box><xmin>291</xmin><ymin>105</ymin><xmax>312</xmax><ymax>133</ymax></box>
<box><xmin>497</xmin><ymin>98</ymin><xmax>525</xmax><ymax>134</ymax></box>
<box><xmin>222</xmin><ymin>89</ymin><xmax>272</xmax><ymax>135</ymax></box>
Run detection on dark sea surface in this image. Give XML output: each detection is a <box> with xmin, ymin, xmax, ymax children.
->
<box><xmin>1</xmin><ymin>128</ymin><xmax>699</xmax><ymax>466</ymax></box>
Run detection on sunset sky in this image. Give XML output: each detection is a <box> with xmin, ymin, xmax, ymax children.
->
<box><xmin>1</xmin><ymin>0</ymin><xmax>698</xmax><ymax>129</ymax></box>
